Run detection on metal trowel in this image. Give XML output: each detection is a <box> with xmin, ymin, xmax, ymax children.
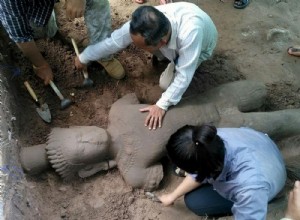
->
<box><xmin>145</xmin><ymin>192</ymin><xmax>161</xmax><ymax>203</ymax></box>
<box><xmin>24</xmin><ymin>81</ymin><xmax>51</xmax><ymax>123</ymax></box>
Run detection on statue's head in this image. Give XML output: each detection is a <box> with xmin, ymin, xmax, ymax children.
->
<box><xmin>46</xmin><ymin>126</ymin><xmax>110</xmax><ymax>179</ymax></box>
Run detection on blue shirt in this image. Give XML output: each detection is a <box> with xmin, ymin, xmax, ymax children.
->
<box><xmin>199</xmin><ymin>127</ymin><xmax>286</xmax><ymax>220</ymax></box>
<box><xmin>0</xmin><ymin>0</ymin><xmax>56</xmax><ymax>43</ymax></box>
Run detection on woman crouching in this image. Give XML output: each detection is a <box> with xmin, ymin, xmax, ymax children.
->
<box><xmin>159</xmin><ymin>124</ymin><xmax>286</xmax><ymax>219</ymax></box>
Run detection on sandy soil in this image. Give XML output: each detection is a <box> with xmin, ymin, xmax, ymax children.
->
<box><xmin>1</xmin><ymin>0</ymin><xmax>300</xmax><ymax>219</ymax></box>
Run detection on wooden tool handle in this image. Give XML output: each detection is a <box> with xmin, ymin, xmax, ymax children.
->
<box><xmin>82</xmin><ymin>70</ymin><xmax>89</xmax><ymax>79</ymax></box>
<box><xmin>71</xmin><ymin>38</ymin><xmax>89</xmax><ymax>79</ymax></box>
<box><xmin>71</xmin><ymin>38</ymin><xmax>80</xmax><ymax>56</ymax></box>
<box><xmin>49</xmin><ymin>81</ymin><xmax>64</xmax><ymax>101</ymax></box>
<box><xmin>24</xmin><ymin>81</ymin><xmax>38</xmax><ymax>102</ymax></box>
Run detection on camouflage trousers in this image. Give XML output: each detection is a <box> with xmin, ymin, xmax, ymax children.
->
<box><xmin>32</xmin><ymin>0</ymin><xmax>112</xmax><ymax>60</ymax></box>
<box><xmin>85</xmin><ymin>0</ymin><xmax>112</xmax><ymax>60</ymax></box>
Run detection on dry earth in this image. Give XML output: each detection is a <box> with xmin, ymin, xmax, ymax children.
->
<box><xmin>1</xmin><ymin>0</ymin><xmax>300</xmax><ymax>219</ymax></box>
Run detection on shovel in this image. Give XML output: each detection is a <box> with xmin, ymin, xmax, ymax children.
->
<box><xmin>71</xmin><ymin>38</ymin><xmax>93</xmax><ymax>88</ymax></box>
<box><xmin>145</xmin><ymin>192</ymin><xmax>161</xmax><ymax>203</ymax></box>
<box><xmin>24</xmin><ymin>81</ymin><xmax>51</xmax><ymax>123</ymax></box>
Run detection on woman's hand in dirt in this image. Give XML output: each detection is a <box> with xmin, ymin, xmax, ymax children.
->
<box><xmin>139</xmin><ymin>105</ymin><xmax>166</xmax><ymax>130</ymax></box>
<box><xmin>65</xmin><ymin>0</ymin><xmax>86</xmax><ymax>19</ymax></box>
<box><xmin>33</xmin><ymin>63</ymin><xmax>53</xmax><ymax>85</ymax></box>
<box><xmin>158</xmin><ymin>193</ymin><xmax>176</xmax><ymax>206</ymax></box>
<box><xmin>285</xmin><ymin>180</ymin><xmax>300</xmax><ymax>220</ymax></box>
<box><xmin>75</xmin><ymin>56</ymin><xmax>87</xmax><ymax>71</ymax></box>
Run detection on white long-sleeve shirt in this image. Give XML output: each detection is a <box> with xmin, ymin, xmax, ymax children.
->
<box><xmin>79</xmin><ymin>2</ymin><xmax>218</xmax><ymax>110</ymax></box>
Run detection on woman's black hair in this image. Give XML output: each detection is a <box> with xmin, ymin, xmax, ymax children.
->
<box><xmin>166</xmin><ymin>124</ymin><xmax>225</xmax><ymax>182</ymax></box>
<box><xmin>130</xmin><ymin>6</ymin><xmax>170</xmax><ymax>46</ymax></box>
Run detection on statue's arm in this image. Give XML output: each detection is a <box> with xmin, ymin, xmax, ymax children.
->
<box><xmin>112</xmin><ymin>93</ymin><xmax>140</xmax><ymax>107</ymax></box>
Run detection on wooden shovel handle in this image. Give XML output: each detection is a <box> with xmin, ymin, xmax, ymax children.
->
<box><xmin>24</xmin><ymin>81</ymin><xmax>38</xmax><ymax>102</ymax></box>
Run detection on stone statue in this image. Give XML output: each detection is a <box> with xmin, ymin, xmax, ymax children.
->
<box><xmin>20</xmin><ymin>80</ymin><xmax>300</xmax><ymax>191</ymax></box>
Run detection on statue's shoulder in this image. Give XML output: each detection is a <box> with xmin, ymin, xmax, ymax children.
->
<box><xmin>111</xmin><ymin>93</ymin><xmax>140</xmax><ymax>108</ymax></box>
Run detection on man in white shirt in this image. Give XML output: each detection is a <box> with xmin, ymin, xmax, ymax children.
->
<box><xmin>75</xmin><ymin>3</ymin><xmax>218</xmax><ymax>130</ymax></box>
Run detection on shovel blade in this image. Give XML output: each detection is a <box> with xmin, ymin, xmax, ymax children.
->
<box><xmin>36</xmin><ymin>103</ymin><xmax>51</xmax><ymax>123</ymax></box>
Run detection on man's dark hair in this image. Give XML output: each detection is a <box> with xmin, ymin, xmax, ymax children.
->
<box><xmin>130</xmin><ymin>6</ymin><xmax>170</xmax><ymax>46</ymax></box>
<box><xmin>166</xmin><ymin>124</ymin><xmax>225</xmax><ymax>182</ymax></box>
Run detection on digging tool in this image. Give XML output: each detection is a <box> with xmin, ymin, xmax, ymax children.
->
<box><xmin>71</xmin><ymin>38</ymin><xmax>93</xmax><ymax>88</ymax></box>
<box><xmin>24</xmin><ymin>81</ymin><xmax>51</xmax><ymax>123</ymax></box>
<box><xmin>49</xmin><ymin>80</ymin><xmax>72</xmax><ymax>110</ymax></box>
<box><xmin>145</xmin><ymin>192</ymin><xmax>161</xmax><ymax>203</ymax></box>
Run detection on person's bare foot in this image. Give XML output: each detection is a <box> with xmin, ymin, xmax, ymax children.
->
<box><xmin>287</xmin><ymin>46</ymin><xmax>300</xmax><ymax>57</ymax></box>
<box><xmin>134</xmin><ymin>0</ymin><xmax>145</xmax><ymax>3</ymax></box>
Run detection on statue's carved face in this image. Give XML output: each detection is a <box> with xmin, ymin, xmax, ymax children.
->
<box><xmin>71</xmin><ymin>127</ymin><xmax>110</xmax><ymax>164</ymax></box>
<box><xmin>47</xmin><ymin>126</ymin><xmax>110</xmax><ymax>165</ymax></box>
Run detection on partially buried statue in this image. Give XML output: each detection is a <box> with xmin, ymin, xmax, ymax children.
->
<box><xmin>20</xmin><ymin>80</ymin><xmax>300</xmax><ymax>191</ymax></box>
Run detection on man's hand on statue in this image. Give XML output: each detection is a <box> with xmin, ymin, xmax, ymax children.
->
<box><xmin>158</xmin><ymin>193</ymin><xmax>176</xmax><ymax>206</ymax></box>
<box><xmin>139</xmin><ymin>104</ymin><xmax>166</xmax><ymax>130</ymax></box>
<box><xmin>74</xmin><ymin>56</ymin><xmax>87</xmax><ymax>71</ymax></box>
<box><xmin>65</xmin><ymin>0</ymin><xmax>86</xmax><ymax>19</ymax></box>
<box><xmin>33</xmin><ymin>63</ymin><xmax>53</xmax><ymax>85</ymax></box>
